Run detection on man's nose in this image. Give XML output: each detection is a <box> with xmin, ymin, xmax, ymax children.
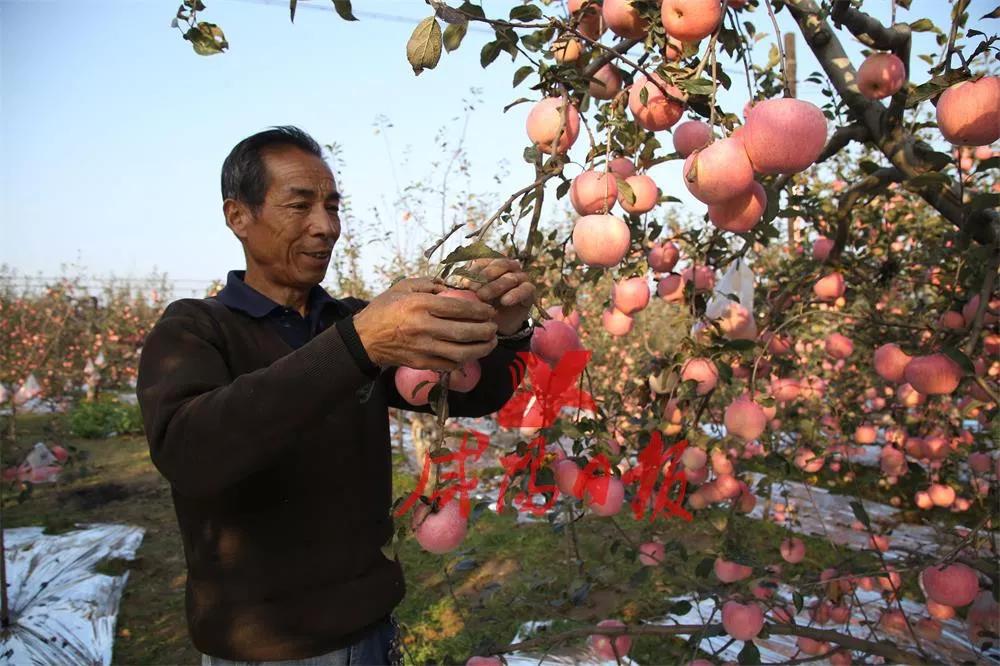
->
<box><xmin>308</xmin><ymin>206</ymin><xmax>340</xmax><ymax>240</ymax></box>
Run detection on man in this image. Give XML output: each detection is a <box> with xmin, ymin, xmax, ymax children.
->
<box><xmin>136</xmin><ymin>126</ymin><xmax>536</xmax><ymax>665</ymax></box>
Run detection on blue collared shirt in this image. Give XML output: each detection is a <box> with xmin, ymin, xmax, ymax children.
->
<box><xmin>214</xmin><ymin>270</ymin><xmax>344</xmax><ymax>350</ymax></box>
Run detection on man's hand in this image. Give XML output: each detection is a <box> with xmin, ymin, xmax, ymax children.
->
<box><xmin>457</xmin><ymin>258</ymin><xmax>537</xmax><ymax>335</ymax></box>
<box><xmin>353</xmin><ymin>277</ymin><xmax>499</xmax><ymax>371</ymax></box>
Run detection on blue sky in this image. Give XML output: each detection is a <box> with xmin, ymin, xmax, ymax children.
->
<box><xmin>0</xmin><ymin>0</ymin><xmax>990</xmax><ymax>297</ymax></box>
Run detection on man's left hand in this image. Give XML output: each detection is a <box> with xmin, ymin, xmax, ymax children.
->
<box><xmin>457</xmin><ymin>258</ymin><xmax>536</xmax><ymax>335</ymax></box>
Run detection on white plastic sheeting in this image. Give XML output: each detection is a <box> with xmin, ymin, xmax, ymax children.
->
<box><xmin>0</xmin><ymin>523</ymin><xmax>144</xmax><ymax>666</ymax></box>
<box><xmin>705</xmin><ymin>259</ymin><xmax>755</xmax><ymax>321</ymax></box>
<box><xmin>743</xmin><ymin>474</ymin><xmax>989</xmax><ymax>560</ymax></box>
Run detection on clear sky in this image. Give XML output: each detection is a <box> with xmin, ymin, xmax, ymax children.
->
<box><xmin>0</xmin><ymin>0</ymin><xmax>991</xmax><ymax>298</ymax></box>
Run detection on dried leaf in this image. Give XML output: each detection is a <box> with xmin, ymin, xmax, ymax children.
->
<box><xmin>407</xmin><ymin>16</ymin><xmax>442</xmax><ymax>75</ymax></box>
<box><xmin>184</xmin><ymin>22</ymin><xmax>228</xmax><ymax>55</ymax></box>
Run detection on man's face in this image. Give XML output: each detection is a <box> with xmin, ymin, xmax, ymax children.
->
<box><xmin>233</xmin><ymin>145</ymin><xmax>341</xmax><ymax>289</ymax></box>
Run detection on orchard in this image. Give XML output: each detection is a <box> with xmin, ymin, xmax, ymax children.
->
<box><xmin>12</xmin><ymin>0</ymin><xmax>995</xmax><ymax>663</ymax></box>
<box><xmin>386</xmin><ymin>1</ymin><xmax>1000</xmax><ymax>659</ymax></box>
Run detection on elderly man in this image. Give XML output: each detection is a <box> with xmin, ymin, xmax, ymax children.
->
<box><xmin>136</xmin><ymin>126</ymin><xmax>535</xmax><ymax>665</ymax></box>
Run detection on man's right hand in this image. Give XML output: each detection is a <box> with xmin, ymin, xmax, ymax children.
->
<box><xmin>352</xmin><ymin>277</ymin><xmax>499</xmax><ymax>371</ymax></box>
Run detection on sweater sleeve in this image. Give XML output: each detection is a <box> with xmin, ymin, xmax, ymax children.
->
<box><xmin>135</xmin><ymin>299</ymin><xmax>374</xmax><ymax>498</ymax></box>
<box><xmin>339</xmin><ymin>297</ymin><xmax>530</xmax><ymax>417</ymax></box>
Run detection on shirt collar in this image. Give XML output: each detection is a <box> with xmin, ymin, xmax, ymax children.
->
<box><xmin>215</xmin><ymin>270</ymin><xmax>339</xmax><ymax>319</ymax></box>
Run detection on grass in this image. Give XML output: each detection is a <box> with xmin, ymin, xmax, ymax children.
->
<box><xmin>2</xmin><ymin>413</ymin><xmax>884</xmax><ymax>665</ymax></box>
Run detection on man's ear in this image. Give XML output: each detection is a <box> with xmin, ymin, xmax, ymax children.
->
<box><xmin>224</xmin><ymin>199</ymin><xmax>253</xmax><ymax>241</ymax></box>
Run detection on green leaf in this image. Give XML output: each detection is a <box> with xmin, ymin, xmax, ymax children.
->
<box><xmin>850</xmin><ymin>500</ymin><xmax>871</xmax><ymax>528</ymax></box>
<box><xmin>453</xmin><ymin>558</ymin><xmax>478</xmax><ymax>571</ymax></box>
<box><xmin>669</xmin><ymin>600</ymin><xmax>693</xmax><ymax>615</ymax></box>
<box><xmin>440</xmin><ymin>242</ymin><xmax>506</xmax><ymax>264</ymax></box>
<box><xmin>443</xmin><ymin>20</ymin><xmax>467</xmax><ymax>52</ymax></box>
<box><xmin>289</xmin><ymin>0</ymin><xmax>297</xmax><ymax>22</ymax></box>
<box><xmin>502</xmin><ymin>97</ymin><xmax>531</xmax><ymax>114</ymax></box>
<box><xmin>617</xmin><ymin>177</ymin><xmax>636</xmax><ymax>205</ymax></box>
<box><xmin>858</xmin><ymin>159</ymin><xmax>881</xmax><ymax>174</ymax></box>
<box><xmin>738</xmin><ymin>641</ymin><xmax>761</xmax><ymax>665</ymax></box>
<box><xmin>793</xmin><ymin>590</ymin><xmax>804</xmax><ymax>613</ymax></box>
<box><xmin>762</xmin><ymin>186</ymin><xmax>779</xmax><ymax>223</ymax></box>
<box><xmin>556</xmin><ymin>179</ymin><xmax>571</xmax><ymax>199</ymax></box>
<box><xmin>332</xmin><ymin>0</ymin><xmax>357</xmax><ymax>21</ymax></box>
<box><xmin>909</xmin><ymin>18</ymin><xmax>936</xmax><ymax>31</ymax></box>
<box><xmin>916</xmin><ymin>149</ymin><xmax>953</xmax><ymax>171</ymax></box>
<box><xmin>695</xmin><ymin>557</ymin><xmax>714</xmax><ymax>578</ymax></box>
<box><xmin>716</xmin><ymin>359</ymin><xmax>733</xmax><ymax>384</ymax></box>
<box><xmin>905</xmin><ymin>172</ymin><xmax>951</xmax><ymax>188</ymax></box>
<box><xmin>969</xmin><ymin>192</ymin><xmax>1000</xmax><ymax>213</ymax></box>
<box><xmin>481</xmin><ymin>40</ymin><xmax>502</xmax><ymax>68</ymax></box>
<box><xmin>509</xmin><ymin>5</ymin><xmax>543</xmax><ymax>21</ymax></box>
<box><xmin>723</xmin><ymin>339</ymin><xmax>757</xmax><ymax>351</ymax></box>
<box><xmin>981</xmin><ymin>5</ymin><xmax>1000</xmax><ymax>19</ymax></box>
<box><xmin>629</xmin><ymin>566</ymin><xmax>650</xmax><ymax>587</ymax></box>
<box><xmin>406</xmin><ymin>16</ymin><xmax>443</xmax><ymax>76</ymax></box>
<box><xmin>907</xmin><ymin>70</ymin><xmax>969</xmax><ymax>106</ymax></box>
<box><xmin>639</xmin><ymin>86</ymin><xmax>649</xmax><ymax>106</ymax></box>
<box><xmin>184</xmin><ymin>22</ymin><xmax>228</xmax><ymax>55</ymax></box>
<box><xmin>458</xmin><ymin>1</ymin><xmax>485</xmax><ymax>19</ymax></box>
<box><xmin>943</xmin><ymin>346</ymin><xmax>975</xmax><ymax>375</ymax></box>
<box><xmin>976</xmin><ymin>156</ymin><xmax>1000</xmax><ymax>173</ymax></box>
<box><xmin>767</xmin><ymin>43</ymin><xmax>780</xmax><ymax>69</ymax></box>
<box><xmin>513</xmin><ymin>65</ymin><xmax>534</xmax><ymax>87</ymax></box>
<box><xmin>677</xmin><ymin>77</ymin><xmax>715</xmax><ymax>96</ymax></box>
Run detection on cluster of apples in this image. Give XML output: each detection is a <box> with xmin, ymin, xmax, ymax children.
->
<box><xmin>526</xmin><ymin>96</ymin><xmax>830</xmax><ymax>272</ymax></box>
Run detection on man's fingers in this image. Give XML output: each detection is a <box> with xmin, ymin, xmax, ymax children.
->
<box><xmin>457</xmin><ymin>258</ymin><xmax>521</xmax><ymax>288</ymax></box>
<box><xmin>498</xmin><ymin>281</ymin><xmax>535</xmax><ymax>307</ymax></box>
<box><xmin>479</xmin><ymin>258</ymin><xmax>521</xmax><ymax>282</ymax></box>
<box><xmin>476</xmin><ymin>271</ymin><xmax>529</xmax><ymax>303</ymax></box>
<box><xmin>429</xmin><ymin>338</ymin><xmax>498</xmax><ymax>364</ymax></box>
<box><xmin>399</xmin><ymin>277</ymin><xmax>446</xmax><ymax>294</ymax></box>
<box><xmin>424</xmin><ymin>318</ymin><xmax>498</xmax><ymax>344</ymax></box>
<box><xmin>423</xmin><ymin>293</ymin><xmax>496</xmax><ymax>321</ymax></box>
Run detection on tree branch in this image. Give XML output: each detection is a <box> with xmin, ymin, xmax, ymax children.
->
<box><xmin>520</xmin><ymin>168</ymin><xmax>546</xmax><ymax>267</ymax></box>
<box><xmin>831</xmin><ymin>166</ymin><xmax>903</xmax><ymax>261</ymax></box>
<box><xmin>830</xmin><ymin>0</ymin><xmax>910</xmax><ymax>50</ymax></box>
<box><xmin>885</xmin><ymin>23</ymin><xmax>911</xmax><ymax>129</ymax></box>
<box><xmin>492</xmin><ymin>621</ymin><xmax>926</xmax><ymax>665</ymax></box>
<box><xmin>785</xmin><ymin>0</ymin><xmax>999</xmax><ymax>246</ymax></box>
<box><xmin>582</xmin><ymin>38</ymin><xmax>640</xmax><ymax>78</ymax></box>
<box><xmin>963</xmin><ymin>242</ymin><xmax>1000</xmax><ymax>357</ymax></box>
<box><xmin>816</xmin><ymin>123</ymin><xmax>870</xmax><ymax>163</ymax></box>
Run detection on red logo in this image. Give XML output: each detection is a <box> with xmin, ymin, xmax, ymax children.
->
<box><xmin>396</xmin><ymin>352</ymin><xmax>691</xmax><ymax>522</ymax></box>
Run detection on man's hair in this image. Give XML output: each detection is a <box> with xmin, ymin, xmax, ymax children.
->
<box><xmin>220</xmin><ymin>126</ymin><xmax>324</xmax><ymax>209</ymax></box>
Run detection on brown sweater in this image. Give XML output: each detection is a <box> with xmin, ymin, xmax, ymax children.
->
<box><xmin>136</xmin><ymin>295</ymin><xmax>529</xmax><ymax>661</ymax></box>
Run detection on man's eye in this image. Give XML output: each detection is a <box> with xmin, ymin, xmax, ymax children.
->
<box><xmin>290</xmin><ymin>203</ymin><xmax>310</xmax><ymax>210</ymax></box>
<box><xmin>326</xmin><ymin>206</ymin><xmax>340</xmax><ymax>214</ymax></box>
